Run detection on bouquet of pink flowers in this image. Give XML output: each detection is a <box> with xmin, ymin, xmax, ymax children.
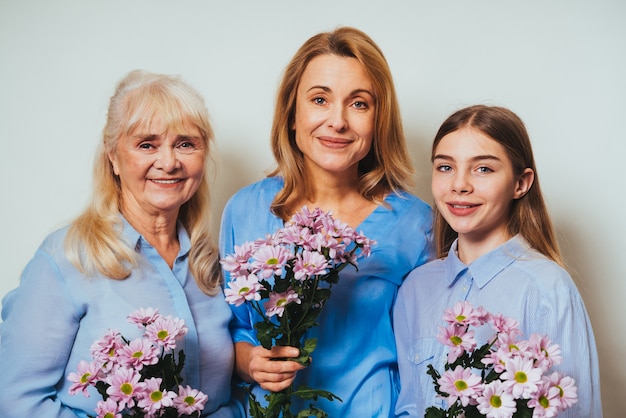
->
<box><xmin>68</xmin><ymin>308</ymin><xmax>208</xmax><ymax>418</ymax></box>
<box><xmin>425</xmin><ymin>301</ymin><xmax>578</xmax><ymax>418</ymax></box>
<box><xmin>221</xmin><ymin>206</ymin><xmax>375</xmax><ymax>418</ymax></box>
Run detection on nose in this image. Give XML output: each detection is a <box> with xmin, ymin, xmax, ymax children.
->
<box><xmin>328</xmin><ymin>105</ymin><xmax>348</xmax><ymax>132</ymax></box>
<box><xmin>155</xmin><ymin>146</ymin><xmax>180</xmax><ymax>172</ymax></box>
<box><xmin>451</xmin><ymin>171</ymin><xmax>472</xmax><ymax>194</ymax></box>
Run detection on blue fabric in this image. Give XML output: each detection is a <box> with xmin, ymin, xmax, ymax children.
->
<box><xmin>393</xmin><ymin>235</ymin><xmax>602</xmax><ymax>417</ymax></box>
<box><xmin>219</xmin><ymin>176</ymin><xmax>433</xmax><ymax>417</ymax></box>
<box><xmin>0</xmin><ymin>218</ymin><xmax>244</xmax><ymax>418</ymax></box>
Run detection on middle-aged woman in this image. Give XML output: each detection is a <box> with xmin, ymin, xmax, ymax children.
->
<box><xmin>0</xmin><ymin>70</ymin><xmax>244</xmax><ymax>418</ymax></box>
<box><xmin>219</xmin><ymin>27</ymin><xmax>433</xmax><ymax>417</ymax></box>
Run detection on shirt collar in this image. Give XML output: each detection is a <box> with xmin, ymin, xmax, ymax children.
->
<box><xmin>444</xmin><ymin>234</ymin><xmax>531</xmax><ymax>289</ymax></box>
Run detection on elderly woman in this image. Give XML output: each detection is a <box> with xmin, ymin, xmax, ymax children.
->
<box><xmin>219</xmin><ymin>27</ymin><xmax>433</xmax><ymax>417</ymax></box>
<box><xmin>0</xmin><ymin>70</ymin><xmax>243</xmax><ymax>417</ymax></box>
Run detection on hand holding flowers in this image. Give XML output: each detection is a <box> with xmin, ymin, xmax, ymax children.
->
<box><xmin>221</xmin><ymin>206</ymin><xmax>375</xmax><ymax>417</ymax></box>
<box><xmin>426</xmin><ymin>301</ymin><xmax>577</xmax><ymax>418</ymax></box>
<box><xmin>68</xmin><ymin>308</ymin><xmax>208</xmax><ymax>418</ymax></box>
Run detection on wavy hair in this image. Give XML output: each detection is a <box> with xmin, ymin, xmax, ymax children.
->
<box><xmin>65</xmin><ymin>70</ymin><xmax>222</xmax><ymax>295</ymax></box>
<box><xmin>431</xmin><ymin>105</ymin><xmax>563</xmax><ymax>266</ymax></box>
<box><xmin>268</xmin><ymin>26</ymin><xmax>414</xmax><ymax>219</ymax></box>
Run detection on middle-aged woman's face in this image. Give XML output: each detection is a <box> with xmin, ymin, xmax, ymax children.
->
<box><xmin>108</xmin><ymin>114</ymin><xmax>206</xmax><ymax>219</ymax></box>
<box><xmin>293</xmin><ymin>54</ymin><xmax>375</xmax><ymax>179</ymax></box>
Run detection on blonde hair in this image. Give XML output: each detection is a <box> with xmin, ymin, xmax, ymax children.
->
<box><xmin>268</xmin><ymin>26</ymin><xmax>414</xmax><ymax>220</ymax></box>
<box><xmin>431</xmin><ymin>105</ymin><xmax>563</xmax><ymax>266</ymax></box>
<box><xmin>65</xmin><ymin>70</ymin><xmax>222</xmax><ymax>295</ymax></box>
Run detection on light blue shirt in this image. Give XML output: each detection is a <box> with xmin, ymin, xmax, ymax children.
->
<box><xmin>393</xmin><ymin>235</ymin><xmax>602</xmax><ymax>417</ymax></box>
<box><xmin>0</xmin><ymin>218</ymin><xmax>244</xmax><ymax>418</ymax></box>
<box><xmin>219</xmin><ymin>176</ymin><xmax>433</xmax><ymax>417</ymax></box>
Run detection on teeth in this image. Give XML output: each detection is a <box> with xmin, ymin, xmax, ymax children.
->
<box><xmin>152</xmin><ymin>179</ymin><xmax>180</xmax><ymax>184</ymax></box>
<box><xmin>452</xmin><ymin>205</ymin><xmax>472</xmax><ymax>209</ymax></box>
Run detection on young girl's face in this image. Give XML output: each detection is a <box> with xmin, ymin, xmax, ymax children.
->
<box><xmin>432</xmin><ymin>127</ymin><xmax>533</xmax><ymax>253</ymax></box>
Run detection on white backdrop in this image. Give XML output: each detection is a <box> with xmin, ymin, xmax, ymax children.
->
<box><xmin>1</xmin><ymin>1</ymin><xmax>623</xmax><ymax>415</ymax></box>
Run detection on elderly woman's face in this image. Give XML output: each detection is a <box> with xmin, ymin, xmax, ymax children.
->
<box><xmin>108</xmin><ymin>115</ymin><xmax>206</xmax><ymax>219</ymax></box>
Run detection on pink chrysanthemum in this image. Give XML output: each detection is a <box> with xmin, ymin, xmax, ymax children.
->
<box><xmin>438</xmin><ymin>365</ymin><xmax>482</xmax><ymax>407</ymax></box>
<box><xmin>117</xmin><ymin>338</ymin><xmax>160</xmax><ymax>370</ymax></box>
<box><xmin>527</xmin><ymin>379</ymin><xmax>561</xmax><ymax>417</ymax></box>
<box><xmin>489</xmin><ymin>312</ymin><xmax>522</xmax><ymax>339</ymax></box>
<box><xmin>279</xmin><ymin>224</ymin><xmax>317</xmax><ymax>250</ymax></box>
<box><xmin>293</xmin><ymin>250</ymin><xmax>329</xmax><ymax>280</ymax></box>
<box><xmin>220</xmin><ymin>241</ymin><xmax>257</xmax><ymax>277</ymax></box>
<box><xmin>89</xmin><ymin>329</ymin><xmax>123</xmax><ymax>369</ymax></box>
<box><xmin>443</xmin><ymin>301</ymin><xmax>488</xmax><ymax>327</ymax></box>
<box><xmin>527</xmin><ymin>334</ymin><xmax>562</xmax><ymax>369</ymax></box>
<box><xmin>95</xmin><ymin>398</ymin><xmax>122</xmax><ymax>418</ymax></box>
<box><xmin>127</xmin><ymin>307</ymin><xmax>161</xmax><ymax>328</ymax></box>
<box><xmin>68</xmin><ymin>359</ymin><xmax>103</xmax><ymax>396</ymax></box>
<box><xmin>106</xmin><ymin>367</ymin><xmax>144</xmax><ymax>409</ymax></box>
<box><xmin>545</xmin><ymin>372</ymin><xmax>578</xmax><ymax>410</ymax></box>
<box><xmin>437</xmin><ymin>323</ymin><xmax>477</xmax><ymax>363</ymax></box>
<box><xmin>174</xmin><ymin>385</ymin><xmax>208</xmax><ymax>415</ymax></box>
<box><xmin>225</xmin><ymin>273</ymin><xmax>264</xmax><ymax>307</ymax></box>
<box><xmin>145</xmin><ymin>315</ymin><xmax>188</xmax><ymax>350</ymax></box>
<box><xmin>264</xmin><ymin>289</ymin><xmax>301</xmax><ymax>318</ymax></box>
<box><xmin>501</xmin><ymin>357</ymin><xmax>543</xmax><ymax>399</ymax></box>
<box><xmin>251</xmin><ymin>244</ymin><xmax>292</xmax><ymax>279</ymax></box>
<box><xmin>137</xmin><ymin>377</ymin><xmax>176</xmax><ymax>415</ymax></box>
<box><xmin>476</xmin><ymin>380</ymin><xmax>517</xmax><ymax>418</ymax></box>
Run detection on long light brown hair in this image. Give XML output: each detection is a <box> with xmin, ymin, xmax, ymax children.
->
<box><xmin>65</xmin><ymin>70</ymin><xmax>222</xmax><ymax>295</ymax></box>
<box><xmin>268</xmin><ymin>26</ymin><xmax>414</xmax><ymax>220</ymax></box>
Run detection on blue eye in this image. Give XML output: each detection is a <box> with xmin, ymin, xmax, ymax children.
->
<box><xmin>353</xmin><ymin>101</ymin><xmax>368</xmax><ymax>109</ymax></box>
<box><xmin>477</xmin><ymin>166</ymin><xmax>493</xmax><ymax>174</ymax></box>
<box><xmin>436</xmin><ymin>165</ymin><xmax>452</xmax><ymax>172</ymax></box>
<box><xmin>313</xmin><ymin>97</ymin><xmax>326</xmax><ymax>105</ymax></box>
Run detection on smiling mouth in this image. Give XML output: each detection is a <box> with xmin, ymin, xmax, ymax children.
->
<box><xmin>450</xmin><ymin>204</ymin><xmax>476</xmax><ymax>209</ymax></box>
<box><xmin>151</xmin><ymin>179</ymin><xmax>182</xmax><ymax>184</ymax></box>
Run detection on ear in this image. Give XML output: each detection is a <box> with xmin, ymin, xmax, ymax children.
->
<box><xmin>513</xmin><ymin>168</ymin><xmax>534</xmax><ymax>199</ymax></box>
<box><xmin>108</xmin><ymin>150</ymin><xmax>120</xmax><ymax>176</ymax></box>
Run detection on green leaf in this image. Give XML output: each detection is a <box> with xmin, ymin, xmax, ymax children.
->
<box><xmin>291</xmin><ymin>385</ymin><xmax>342</xmax><ymax>402</ymax></box>
<box><xmin>424</xmin><ymin>406</ymin><xmax>447</xmax><ymax>418</ymax></box>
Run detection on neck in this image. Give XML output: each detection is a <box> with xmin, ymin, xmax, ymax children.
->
<box><xmin>121</xmin><ymin>205</ymin><xmax>180</xmax><ymax>267</ymax></box>
<box><xmin>293</xmin><ymin>168</ymin><xmax>378</xmax><ymax>229</ymax></box>
<box><xmin>456</xmin><ymin>230</ymin><xmax>511</xmax><ymax>265</ymax></box>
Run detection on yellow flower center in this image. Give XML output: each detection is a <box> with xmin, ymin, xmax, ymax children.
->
<box><xmin>490</xmin><ymin>395</ymin><xmax>502</xmax><ymax>408</ymax></box>
<box><xmin>80</xmin><ymin>372</ymin><xmax>92</xmax><ymax>383</ymax></box>
<box><xmin>450</xmin><ymin>335</ymin><xmax>462</xmax><ymax>346</ymax></box>
<box><xmin>267</xmin><ymin>257</ymin><xmax>279</xmax><ymax>265</ymax></box>
<box><xmin>157</xmin><ymin>330</ymin><xmax>169</xmax><ymax>340</ymax></box>
<box><xmin>184</xmin><ymin>395</ymin><xmax>196</xmax><ymax>405</ymax></box>
<box><xmin>121</xmin><ymin>382</ymin><xmax>133</xmax><ymax>395</ymax></box>
<box><xmin>151</xmin><ymin>390</ymin><xmax>164</xmax><ymax>402</ymax></box>
<box><xmin>539</xmin><ymin>395</ymin><xmax>550</xmax><ymax>408</ymax></box>
<box><xmin>454</xmin><ymin>380</ymin><xmax>468</xmax><ymax>391</ymax></box>
<box><xmin>514</xmin><ymin>371</ymin><xmax>528</xmax><ymax>384</ymax></box>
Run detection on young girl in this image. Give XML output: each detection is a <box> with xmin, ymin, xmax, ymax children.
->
<box><xmin>393</xmin><ymin>105</ymin><xmax>602</xmax><ymax>417</ymax></box>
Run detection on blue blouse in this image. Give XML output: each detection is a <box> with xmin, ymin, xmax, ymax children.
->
<box><xmin>219</xmin><ymin>176</ymin><xmax>433</xmax><ymax>417</ymax></box>
<box><xmin>393</xmin><ymin>235</ymin><xmax>602</xmax><ymax>417</ymax></box>
<box><xmin>0</xmin><ymin>218</ymin><xmax>244</xmax><ymax>418</ymax></box>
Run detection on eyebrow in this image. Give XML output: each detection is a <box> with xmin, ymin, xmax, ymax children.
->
<box><xmin>306</xmin><ymin>85</ymin><xmax>375</xmax><ymax>98</ymax></box>
<box><xmin>432</xmin><ymin>154</ymin><xmax>502</xmax><ymax>162</ymax></box>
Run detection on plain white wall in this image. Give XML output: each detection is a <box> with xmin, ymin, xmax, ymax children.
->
<box><xmin>1</xmin><ymin>1</ymin><xmax>623</xmax><ymax>415</ymax></box>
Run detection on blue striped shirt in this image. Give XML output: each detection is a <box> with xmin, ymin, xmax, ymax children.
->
<box><xmin>393</xmin><ymin>235</ymin><xmax>602</xmax><ymax>417</ymax></box>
